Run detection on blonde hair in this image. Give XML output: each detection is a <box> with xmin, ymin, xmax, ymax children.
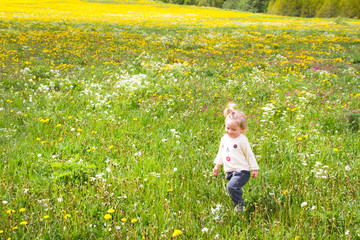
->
<box><xmin>224</xmin><ymin>103</ymin><xmax>247</xmax><ymax>130</ymax></box>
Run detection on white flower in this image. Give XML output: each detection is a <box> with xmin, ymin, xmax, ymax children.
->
<box><xmin>345</xmin><ymin>230</ymin><xmax>350</xmax><ymax>235</ymax></box>
<box><xmin>57</xmin><ymin>197</ymin><xmax>63</xmax><ymax>202</ymax></box>
<box><xmin>2</xmin><ymin>201</ymin><xmax>8</xmax><ymax>204</ymax></box>
<box><xmin>106</xmin><ymin>167</ymin><xmax>111</xmax><ymax>173</ymax></box>
<box><xmin>116</xmin><ymin>226</ymin><xmax>121</xmax><ymax>230</ymax></box>
<box><xmin>311</xmin><ymin>206</ymin><xmax>316</xmax><ymax>210</ymax></box>
<box><xmin>38</xmin><ymin>154</ymin><xmax>42</xmax><ymax>157</ymax></box>
<box><xmin>301</xmin><ymin>202</ymin><xmax>307</xmax><ymax>208</ymax></box>
<box><xmin>162</xmin><ymin>139</ymin><xmax>167</xmax><ymax>142</ymax></box>
<box><xmin>201</xmin><ymin>227</ymin><xmax>209</xmax><ymax>233</ymax></box>
<box><xmin>173</xmin><ymin>168</ymin><xmax>178</xmax><ymax>171</ymax></box>
<box><xmin>71</xmin><ymin>128</ymin><xmax>75</xmax><ymax>131</ymax></box>
<box><xmin>345</xmin><ymin>165</ymin><xmax>350</xmax><ymax>171</ymax></box>
<box><xmin>24</xmin><ymin>188</ymin><xmax>29</xmax><ymax>194</ymax></box>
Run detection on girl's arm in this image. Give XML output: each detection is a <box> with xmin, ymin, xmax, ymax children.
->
<box><xmin>213</xmin><ymin>164</ymin><xmax>222</xmax><ymax>176</ymax></box>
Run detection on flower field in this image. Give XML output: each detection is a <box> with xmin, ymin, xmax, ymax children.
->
<box><xmin>0</xmin><ymin>0</ymin><xmax>359</xmax><ymax>238</ymax></box>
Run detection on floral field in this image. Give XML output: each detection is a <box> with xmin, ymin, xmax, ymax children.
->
<box><xmin>0</xmin><ymin>0</ymin><xmax>359</xmax><ymax>239</ymax></box>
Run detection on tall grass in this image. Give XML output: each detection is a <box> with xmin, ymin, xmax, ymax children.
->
<box><xmin>0</xmin><ymin>0</ymin><xmax>359</xmax><ymax>239</ymax></box>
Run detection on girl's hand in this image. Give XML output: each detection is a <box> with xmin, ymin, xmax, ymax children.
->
<box><xmin>213</xmin><ymin>168</ymin><xmax>219</xmax><ymax>176</ymax></box>
<box><xmin>251</xmin><ymin>170</ymin><xmax>259</xmax><ymax>178</ymax></box>
<box><xmin>213</xmin><ymin>164</ymin><xmax>221</xmax><ymax>176</ymax></box>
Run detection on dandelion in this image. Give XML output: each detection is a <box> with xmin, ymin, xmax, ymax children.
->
<box><xmin>104</xmin><ymin>214</ymin><xmax>111</xmax><ymax>220</ymax></box>
<box><xmin>333</xmin><ymin>148</ymin><xmax>339</xmax><ymax>152</ymax></box>
<box><xmin>295</xmin><ymin>236</ymin><xmax>300</xmax><ymax>240</ymax></box>
<box><xmin>283</xmin><ymin>190</ymin><xmax>288</xmax><ymax>195</ymax></box>
<box><xmin>172</xmin><ymin>229</ymin><xmax>182</xmax><ymax>237</ymax></box>
<box><xmin>19</xmin><ymin>208</ymin><xmax>26</xmax><ymax>212</ymax></box>
<box><xmin>131</xmin><ymin>218</ymin><xmax>138</xmax><ymax>223</ymax></box>
<box><xmin>121</xmin><ymin>218</ymin><xmax>126</xmax><ymax>222</ymax></box>
<box><xmin>107</xmin><ymin>209</ymin><xmax>115</xmax><ymax>213</ymax></box>
<box><xmin>64</xmin><ymin>214</ymin><xmax>71</xmax><ymax>219</ymax></box>
<box><xmin>12</xmin><ymin>226</ymin><xmax>18</xmax><ymax>230</ymax></box>
<box><xmin>301</xmin><ymin>202</ymin><xmax>307</xmax><ymax>208</ymax></box>
<box><xmin>109</xmin><ymin>145</ymin><xmax>114</xmax><ymax>149</ymax></box>
<box><xmin>6</xmin><ymin>209</ymin><xmax>15</xmax><ymax>214</ymax></box>
<box><xmin>345</xmin><ymin>165</ymin><xmax>350</xmax><ymax>171</ymax></box>
<box><xmin>19</xmin><ymin>221</ymin><xmax>27</xmax><ymax>225</ymax></box>
<box><xmin>0</xmin><ymin>230</ymin><xmax>3</xmax><ymax>233</ymax></box>
<box><xmin>56</xmin><ymin>124</ymin><xmax>62</xmax><ymax>127</ymax></box>
<box><xmin>43</xmin><ymin>215</ymin><xmax>49</xmax><ymax>219</ymax></box>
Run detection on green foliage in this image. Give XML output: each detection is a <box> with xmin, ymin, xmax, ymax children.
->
<box><xmin>268</xmin><ymin>0</ymin><xmax>360</xmax><ymax>18</ymax></box>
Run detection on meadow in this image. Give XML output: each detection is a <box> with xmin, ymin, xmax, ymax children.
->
<box><xmin>0</xmin><ymin>0</ymin><xmax>360</xmax><ymax>239</ymax></box>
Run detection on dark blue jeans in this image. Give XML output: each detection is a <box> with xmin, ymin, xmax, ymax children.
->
<box><xmin>226</xmin><ymin>170</ymin><xmax>250</xmax><ymax>206</ymax></box>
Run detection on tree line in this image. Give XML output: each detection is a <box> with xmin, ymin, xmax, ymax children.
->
<box><xmin>159</xmin><ymin>0</ymin><xmax>360</xmax><ymax>19</ymax></box>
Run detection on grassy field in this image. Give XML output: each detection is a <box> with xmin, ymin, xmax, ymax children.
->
<box><xmin>0</xmin><ymin>0</ymin><xmax>360</xmax><ymax>239</ymax></box>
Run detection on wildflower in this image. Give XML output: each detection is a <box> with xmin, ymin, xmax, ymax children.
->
<box><xmin>6</xmin><ymin>209</ymin><xmax>15</xmax><ymax>214</ymax></box>
<box><xmin>19</xmin><ymin>221</ymin><xmax>27</xmax><ymax>225</ymax></box>
<box><xmin>172</xmin><ymin>229</ymin><xmax>182</xmax><ymax>237</ymax></box>
<box><xmin>283</xmin><ymin>190</ymin><xmax>288</xmax><ymax>195</ymax></box>
<box><xmin>2</xmin><ymin>201</ymin><xmax>7</xmax><ymax>204</ymax></box>
<box><xmin>109</xmin><ymin>145</ymin><xmax>114</xmax><ymax>149</ymax></box>
<box><xmin>64</xmin><ymin>214</ymin><xmax>71</xmax><ymax>219</ymax></box>
<box><xmin>301</xmin><ymin>202</ymin><xmax>307</xmax><ymax>208</ymax></box>
<box><xmin>173</xmin><ymin>168</ymin><xmax>177</xmax><ymax>171</ymax></box>
<box><xmin>19</xmin><ymin>208</ymin><xmax>26</xmax><ymax>212</ymax></box>
<box><xmin>345</xmin><ymin>165</ymin><xmax>350</xmax><ymax>171</ymax></box>
<box><xmin>43</xmin><ymin>215</ymin><xmax>49</xmax><ymax>219</ymax></box>
<box><xmin>116</xmin><ymin>226</ymin><xmax>121</xmax><ymax>230</ymax></box>
<box><xmin>131</xmin><ymin>218</ymin><xmax>138</xmax><ymax>223</ymax></box>
<box><xmin>333</xmin><ymin>148</ymin><xmax>339</xmax><ymax>152</ymax></box>
<box><xmin>312</xmin><ymin>206</ymin><xmax>316</xmax><ymax>210</ymax></box>
<box><xmin>295</xmin><ymin>236</ymin><xmax>300</xmax><ymax>240</ymax></box>
<box><xmin>56</xmin><ymin>124</ymin><xmax>62</xmax><ymax>127</ymax></box>
<box><xmin>121</xmin><ymin>218</ymin><xmax>126</xmax><ymax>222</ymax></box>
<box><xmin>0</xmin><ymin>230</ymin><xmax>3</xmax><ymax>233</ymax></box>
<box><xmin>12</xmin><ymin>226</ymin><xmax>18</xmax><ymax>230</ymax></box>
<box><xmin>201</xmin><ymin>227</ymin><xmax>209</xmax><ymax>233</ymax></box>
<box><xmin>104</xmin><ymin>214</ymin><xmax>111</xmax><ymax>220</ymax></box>
<box><xmin>107</xmin><ymin>209</ymin><xmax>115</xmax><ymax>213</ymax></box>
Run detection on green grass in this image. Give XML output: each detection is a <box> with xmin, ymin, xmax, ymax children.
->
<box><xmin>1</xmin><ymin>4</ymin><xmax>360</xmax><ymax>240</ymax></box>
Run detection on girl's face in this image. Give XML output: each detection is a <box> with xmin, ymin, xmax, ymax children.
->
<box><xmin>225</xmin><ymin>119</ymin><xmax>243</xmax><ymax>138</ymax></box>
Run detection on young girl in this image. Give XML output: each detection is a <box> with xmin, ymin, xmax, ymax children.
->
<box><xmin>213</xmin><ymin>103</ymin><xmax>259</xmax><ymax>212</ymax></box>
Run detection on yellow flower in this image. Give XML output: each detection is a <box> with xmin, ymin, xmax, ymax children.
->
<box><xmin>131</xmin><ymin>219</ymin><xmax>138</xmax><ymax>223</ymax></box>
<box><xmin>297</xmin><ymin>137</ymin><xmax>302</xmax><ymax>141</ymax></box>
<box><xmin>107</xmin><ymin>209</ymin><xmax>115</xmax><ymax>213</ymax></box>
<box><xmin>283</xmin><ymin>190</ymin><xmax>288</xmax><ymax>195</ymax></box>
<box><xmin>19</xmin><ymin>221</ymin><xmax>27</xmax><ymax>225</ymax></box>
<box><xmin>333</xmin><ymin>148</ymin><xmax>339</xmax><ymax>152</ymax></box>
<box><xmin>121</xmin><ymin>218</ymin><xmax>126</xmax><ymax>222</ymax></box>
<box><xmin>104</xmin><ymin>214</ymin><xmax>112</xmax><ymax>220</ymax></box>
<box><xmin>56</xmin><ymin>124</ymin><xmax>62</xmax><ymax>127</ymax></box>
<box><xmin>12</xmin><ymin>227</ymin><xmax>18</xmax><ymax>230</ymax></box>
<box><xmin>6</xmin><ymin>209</ymin><xmax>15</xmax><ymax>214</ymax></box>
<box><xmin>109</xmin><ymin>145</ymin><xmax>114</xmax><ymax>149</ymax></box>
<box><xmin>43</xmin><ymin>215</ymin><xmax>49</xmax><ymax>219</ymax></box>
<box><xmin>64</xmin><ymin>214</ymin><xmax>71</xmax><ymax>219</ymax></box>
<box><xmin>19</xmin><ymin>208</ymin><xmax>26</xmax><ymax>212</ymax></box>
<box><xmin>0</xmin><ymin>230</ymin><xmax>3</xmax><ymax>233</ymax></box>
<box><xmin>295</xmin><ymin>236</ymin><xmax>300</xmax><ymax>240</ymax></box>
<box><xmin>172</xmin><ymin>229</ymin><xmax>182</xmax><ymax>237</ymax></box>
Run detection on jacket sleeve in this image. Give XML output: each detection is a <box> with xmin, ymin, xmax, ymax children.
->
<box><xmin>241</xmin><ymin>137</ymin><xmax>259</xmax><ymax>170</ymax></box>
<box><xmin>213</xmin><ymin>138</ymin><xmax>223</xmax><ymax>165</ymax></box>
